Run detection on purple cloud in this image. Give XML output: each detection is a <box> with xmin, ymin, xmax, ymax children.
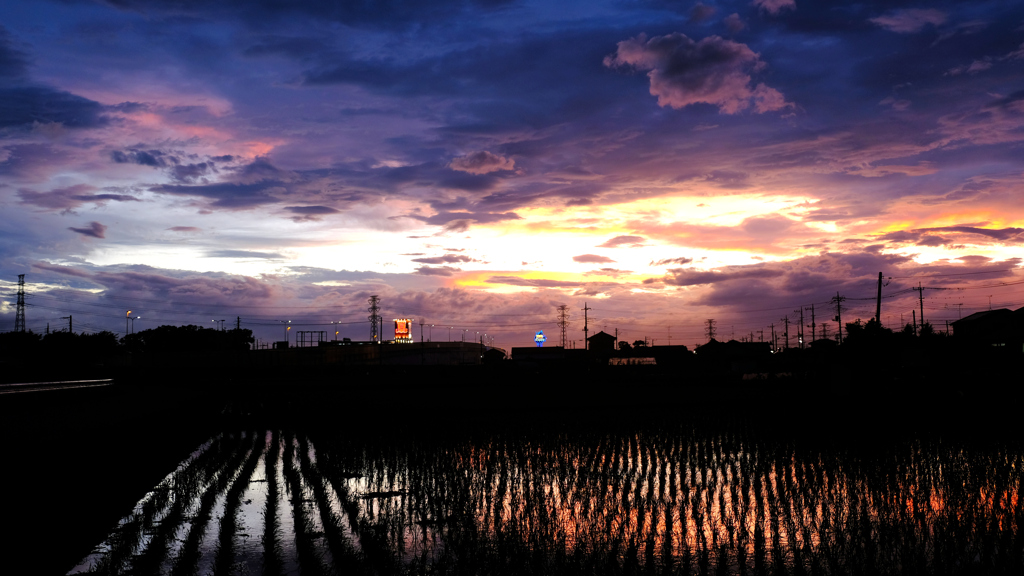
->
<box><xmin>604</xmin><ymin>33</ymin><xmax>791</xmax><ymax>114</ymax></box>
<box><xmin>415</xmin><ymin>266</ymin><xmax>460</xmax><ymax>276</ymax></box>
<box><xmin>573</xmin><ymin>254</ymin><xmax>616</xmax><ymax>263</ymax></box>
<box><xmin>598</xmin><ymin>235</ymin><xmax>645</xmax><ymax>248</ymax></box>
<box><xmin>870</xmin><ymin>9</ymin><xmax>946</xmax><ymax>33</ymax></box>
<box><xmin>68</xmin><ymin>221</ymin><xmax>107</xmax><ymax>239</ymax></box>
<box><xmin>752</xmin><ymin>0</ymin><xmax>795</xmax><ymax>15</ymax></box>
<box><xmin>448</xmin><ymin>151</ymin><xmax>514</xmax><ymax>175</ymax></box>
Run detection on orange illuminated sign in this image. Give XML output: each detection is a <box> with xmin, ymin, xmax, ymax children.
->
<box><xmin>394</xmin><ymin>318</ymin><xmax>413</xmax><ymax>343</ymax></box>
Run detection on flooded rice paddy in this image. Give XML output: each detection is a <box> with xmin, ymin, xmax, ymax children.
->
<box><xmin>70</xmin><ymin>424</ymin><xmax>1023</xmax><ymax>575</ymax></box>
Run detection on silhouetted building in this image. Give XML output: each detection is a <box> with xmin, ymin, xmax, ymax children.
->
<box><xmin>952</xmin><ymin>307</ymin><xmax>1024</xmax><ymax>352</ymax></box>
<box><xmin>696</xmin><ymin>339</ymin><xmax>773</xmax><ymax>374</ymax></box>
<box><xmin>587</xmin><ymin>331</ymin><xmax>616</xmax><ymax>353</ymax></box>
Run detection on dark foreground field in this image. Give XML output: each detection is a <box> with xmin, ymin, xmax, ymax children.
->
<box><xmin>2</xmin><ymin>365</ymin><xmax>1021</xmax><ymax>575</ymax></box>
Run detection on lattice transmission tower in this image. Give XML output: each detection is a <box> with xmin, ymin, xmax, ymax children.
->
<box><xmin>367</xmin><ymin>295</ymin><xmax>381</xmax><ymax>342</ymax></box>
<box><xmin>704</xmin><ymin>318</ymin><xmax>716</xmax><ymax>342</ymax></box>
<box><xmin>14</xmin><ymin>274</ymin><xmax>26</xmax><ymax>332</ymax></box>
<box><xmin>556</xmin><ymin>304</ymin><xmax>570</xmax><ymax>348</ymax></box>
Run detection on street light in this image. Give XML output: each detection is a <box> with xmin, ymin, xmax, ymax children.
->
<box><xmin>126</xmin><ymin>310</ymin><xmax>131</xmax><ymax>335</ymax></box>
<box><xmin>429</xmin><ymin>324</ymin><xmax>434</xmax><ymax>342</ymax></box>
<box><xmin>130</xmin><ymin>316</ymin><xmax>140</xmax><ymax>334</ymax></box>
<box><xmin>448</xmin><ymin>326</ymin><xmax>452</xmax><ymax>341</ymax></box>
<box><xmin>280</xmin><ymin>320</ymin><xmax>291</xmax><ymax>343</ymax></box>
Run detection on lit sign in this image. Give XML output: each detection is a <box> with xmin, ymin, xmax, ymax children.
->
<box><xmin>534</xmin><ymin>331</ymin><xmax>547</xmax><ymax>347</ymax></box>
<box><xmin>394</xmin><ymin>318</ymin><xmax>413</xmax><ymax>343</ymax></box>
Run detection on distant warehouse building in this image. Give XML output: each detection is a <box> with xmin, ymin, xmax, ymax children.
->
<box><xmin>951</xmin><ymin>307</ymin><xmax>1024</xmax><ymax>353</ymax></box>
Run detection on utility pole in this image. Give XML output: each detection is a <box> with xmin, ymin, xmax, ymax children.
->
<box><xmin>831</xmin><ymin>292</ymin><xmax>846</xmax><ymax>344</ymax></box>
<box><xmin>913</xmin><ymin>282</ymin><xmax>925</xmax><ymax>330</ymax></box>
<box><xmin>795</xmin><ymin>307</ymin><xmax>805</xmax><ymax>348</ymax></box>
<box><xmin>781</xmin><ymin>315</ymin><xmax>789</xmax><ymax>349</ymax></box>
<box><xmin>821</xmin><ymin>323</ymin><xmax>830</xmax><ymax>340</ymax></box>
<box><xmin>14</xmin><ymin>274</ymin><xmax>25</xmax><ymax>332</ymax></box>
<box><xmin>875</xmin><ymin>272</ymin><xmax>883</xmax><ymax>323</ymax></box>
<box><xmin>557</xmin><ymin>304</ymin><xmax>570</xmax><ymax>348</ymax></box>
<box><xmin>770</xmin><ymin>323</ymin><xmax>775</xmax><ymax>351</ymax></box>
<box><xmin>236</xmin><ymin>316</ymin><xmax>241</xmax><ymax>330</ymax></box>
<box><xmin>582</xmin><ymin>302</ymin><xmax>591</xmax><ymax>350</ymax></box>
<box><xmin>808</xmin><ymin>304</ymin><xmax>816</xmax><ymax>343</ymax></box>
<box><xmin>704</xmin><ymin>318</ymin><xmax>717</xmax><ymax>342</ymax></box>
<box><xmin>368</xmin><ymin>295</ymin><xmax>381</xmax><ymax>342</ymax></box>
<box><xmin>758</xmin><ymin>329</ymin><xmax>764</xmax><ymax>343</ymax></box>
<box><xmin>912</xmin><ymin>309</ymin><xmax>917</xmax><ymax>335</ymax></box>
<box><xmin>60</xmin><ymin>315</ymin><xmax>72</xmax><ymax>333</ymax></box>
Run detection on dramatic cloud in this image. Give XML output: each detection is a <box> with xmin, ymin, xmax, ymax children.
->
<box><xmin>415</xmin><ymin>265</ymin><xmax>460</xmax><ymax>276</ymax></box>
<box><xmin>870</xmin><ymin>9</ymin><xmax>946</xmax><ymax>33</ymax></box>
<box><xmin>68</xmin><ymin>221</ymin><xmax>107</xmax><ymax>239</ymax></box>
<box><xmin>651</xmin><ymin>257</ymin><xmax>694</xmax><ymax>267</ymax></box>
<box><xmin>689</xmin><ymin>3</ymin><xmax>716</xmax><ymax>23</ymax></box>
<box><xmin>573</xmin><ymin>254</ymin><xmax>616</xmax><ymax>263</ymax></box>
<box><xmin>206</xmin><ymin>250</ymin><xmax>284</xmax><ymax>259</ymax></box>
<box><xmin>598</xmin><ymin>235</ymin><xmax>645</xmax><ymax>248</ymax></box>
<box><xmin>448</xmin><ymin>151</ymin><xmax>515</xmax><ymax>175</ymax></box>
<box><xmin>485</xmin><ymin>276</ymin><xmax>583</xmax><ymax>288</ymax></box>
<box><xmin>723</xmin><ymin>13</ymin><xmax>745</xmax><ymax>33</ymax></box>
<box><xmin>285</xmin><ymin>205</ymin><xmax>340</xmax><ymax>222</ymax></box>
<box><xmin>411</xmin><ymin>255</ymin><xmax>477</xmax><ymax>264</ymax></box>
<box><xmin>662</xmin><ymin>266</ymin><xmax>784</xmax><ymax>286</ymax></box>
<box><xmin>604</xmin><ymin>33</ymin><xmax>791</xmax><ymax>114</ymax></box>
<box><xmin>752</xmin><ymin>0</ymin><xmax>795</xmax><ymax>15</ymax></box>
<box><xmin>18</xmin><ymin>185</ymin><xmax>140</xmax><ymax>211</ymax></box>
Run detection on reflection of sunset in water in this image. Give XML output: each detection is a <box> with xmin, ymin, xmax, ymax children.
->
<box><xmin>73</xmin><ymin>424</ymin><xmax>1023</xmax><ymax>575</ymax></box>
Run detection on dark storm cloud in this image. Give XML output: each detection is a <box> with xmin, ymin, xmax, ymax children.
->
<box><xmin>149</xmin><ymin>181</ymin><xmax>281</xmax><ymax>208</ymax></box>
<box><xmin>604</xmin><ymin>32</ymin><xmax>791</xmax><ymax>114</ymax></box>
<box><xmin>0</xmin><ymin>26</ymin><xmax>30</xmax><ymax>79</ymax></box>
<box><xmin>0</xmin><ymin>28</ymin><xmax>106</xmax><ymax>129</ymax></box>
<box><xmin>68</xmin><ymin>221</ymin><xmax>107</xmax><ymax>239</ymax></box>
<box><xmin>0</xmin><ymin>86</ymin><xmax>107</xmax><ymax>130</ymax></box>
<box><xmin>111</xmin><ymin>149</ymin><xmax>169</xmax><ymax>167</ymax></box>
<box><xmin>17</xmin><ymin>184</ymin><xmax>141</xmax><ymax>211</ymax></box>
<box><xmin>170</xmin><ymin>162</ymin><xmax>214</xmax><ymax>182</ymax></box>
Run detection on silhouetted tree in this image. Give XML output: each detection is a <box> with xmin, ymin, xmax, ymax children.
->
<box><xmin>618</xmin><ymin>341</ymin><xmax>631</xmax><ymax>351</ymax></box>
<box><xmin>121</xmin><ymin>325</ymin><xmax>253</xmax><ymax>355</ymax></box>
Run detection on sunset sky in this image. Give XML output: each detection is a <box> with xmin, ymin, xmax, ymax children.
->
<box><xmin>1</xmin><ymin>0</ymin><xmax>1022</xmax><ymax>348</ymax></box>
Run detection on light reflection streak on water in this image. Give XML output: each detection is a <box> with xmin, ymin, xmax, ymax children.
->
<box><xmin>69</xmin><ymin>428</ymin><xmax>1023</xmax><ymax>575</ymax></box>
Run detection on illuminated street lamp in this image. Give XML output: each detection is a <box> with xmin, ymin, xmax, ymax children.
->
<box><xmin>280</xmin><ymin>320</ymin><xmax>291</xmax><ymax>343</ymax></box>
<box><xmin>130</xmin><ymin>316</ymin><xmax>140</xmax><ymax>334</ymax></box>
<box><xmin>126</xmin><ymin>310</ymin><xmax>131</xmax><ymax>335</ymax></box>
<box><xmin>429</xmin><ymin>324</ymin><xmax>434</xmax><ymax>342</ymax></box>
<box><xmin>448</xmin><ymin>326</ymin><xmax>452</xmax><ymax>341</ymax></box>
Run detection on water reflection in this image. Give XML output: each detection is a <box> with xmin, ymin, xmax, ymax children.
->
<box><xmin>71</xmin><ymin>426</ymin><xmax>1023</xmax><ymax>575</ymax></box>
